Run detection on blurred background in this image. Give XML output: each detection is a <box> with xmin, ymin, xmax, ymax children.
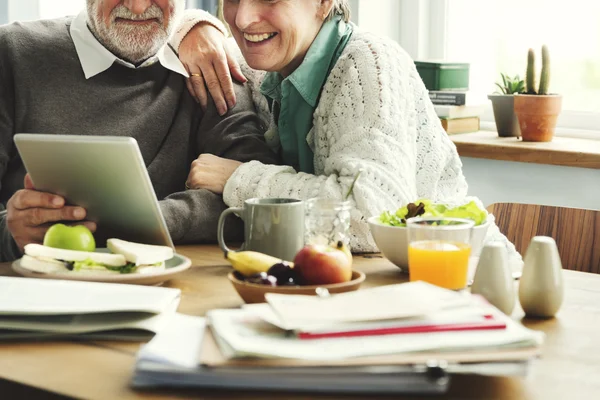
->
<box><xmin>1</xmin><ymin>0</ymin><xmax>598</xmax><ymax>130</ymax></box>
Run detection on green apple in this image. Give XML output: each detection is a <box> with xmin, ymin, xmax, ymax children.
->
<box><xmin>43</xmin><ymin>223</ymin><xmax>96</xmax><ymax>252</ymax></box>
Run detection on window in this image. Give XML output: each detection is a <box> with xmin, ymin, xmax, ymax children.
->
<box><xmin>445</xmin><ymin>0</ymin><xmax>600</xmax><ymax>131</ymax></box>
<box><xmin>355</xmin><ymin>0</ymin><xmax>600</xmax><ymax>132</ymax></box>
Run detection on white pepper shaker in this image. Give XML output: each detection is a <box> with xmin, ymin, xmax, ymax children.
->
<box><xmin>471</xmin><ymin>242</ymin><xmax>515</xmax><ymax>315</ymax></box>
<box><xmin>518</xmin><ymin>236</ymin><xmax>564</xmax><ymax>318</ymax></box>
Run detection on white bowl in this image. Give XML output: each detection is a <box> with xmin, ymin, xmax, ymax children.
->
<box><xmin>367</xmin><ymin>216</ymin><xmax>492</xmax><ymax>272</ymax></box>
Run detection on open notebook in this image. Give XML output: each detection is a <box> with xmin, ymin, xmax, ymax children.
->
<box><xmin>0</xmin><ymin>276</ymin><xmax>180</xmax><ymax>340</ymax></box>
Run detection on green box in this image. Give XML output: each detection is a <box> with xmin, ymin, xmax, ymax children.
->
<box><xmin>415</xmin><ymin>61</ymin><xmax>470</xmax><ymax>91</ymax></box>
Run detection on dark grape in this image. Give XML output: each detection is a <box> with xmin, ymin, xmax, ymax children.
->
<box><xmin>233</xmin><ymin>270</ymin><xmax>246</xmax><ymax>281</ymax></box>
<box><xmin>280</xmin><ymin>277</ymin><xmax>299</xmax><ymax>286</ymax></box>
<box><xmin>246</xmin><ymin>272</ymin><xmax>277</xmax><ymax>286</ymax></box>
<box><xmin>267</xmin><ymin>262</ymin><xmax>296</xmax><ymax>283</ymax></box>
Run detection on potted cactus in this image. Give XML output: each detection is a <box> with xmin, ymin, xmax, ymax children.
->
<box><xmin>514</xmin><ymin>45</ymin><xmax>562</xmax><ymax>142</ymax></box>
<box><xmin>488</xmin><ymin>73</ymin><xmax>525</xmax><ymax>137</ymax></box>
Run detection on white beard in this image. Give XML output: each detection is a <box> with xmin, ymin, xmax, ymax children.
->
<box><xmin>87</xmin><ymin>0</ymin><xmax>184</xmax><ymax>64</ymax></box>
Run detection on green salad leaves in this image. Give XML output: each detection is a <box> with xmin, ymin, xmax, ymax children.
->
<box><xmin>72</xmin><ymin>258</ymin><xmax>138</xmax><ymax>274</ymax></box>
<box><xmin>379</xmin><ymin>199</ymin><xmax>487</xmax><ymax>227</ymax></box>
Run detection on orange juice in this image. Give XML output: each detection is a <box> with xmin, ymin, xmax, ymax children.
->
<box><xmin>408</xmin><ymin>240</ymin><xmax>471</xmax><ymax>290</ymax></box>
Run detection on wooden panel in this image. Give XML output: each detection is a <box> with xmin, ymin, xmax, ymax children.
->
<box><xmin>451</xmin><ymin>131</ymin><xmax>600</xmax><ymax>169</ymax></box>
<box><xmin>487</xmin><ymin>203</ymin><xmax>600</xmax><ymax>274</ymax></box>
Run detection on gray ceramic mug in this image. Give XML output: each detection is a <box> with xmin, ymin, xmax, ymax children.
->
<box><xmin>217</xmin><ymin>198</ymin><xmax>305</xmax><ymax>262</ymax></box>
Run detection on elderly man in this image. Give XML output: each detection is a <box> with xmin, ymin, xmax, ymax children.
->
<box><xmin>0</xmin><ymin>0</ymin><xmax>278</xmax><ymax>262</ymax></box>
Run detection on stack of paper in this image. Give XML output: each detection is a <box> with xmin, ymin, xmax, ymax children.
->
<box><xmin>0</xmin><ymin>276</ymin><xmax>181</xmax><ymax>340</ymax></box>
<box><xmin>208</xmin><ymin>282</ymin><xmax>542</xmax><ymax>360</ymax></box>
<box><xmin>132</xmin><ymin>282</ymin><xmax>543</xmax><ymax>394</ymax></box>
<box><xmin>133</xmin><ymin>317</ymin><xmax>452</xmax><ymax>394</ymax></box>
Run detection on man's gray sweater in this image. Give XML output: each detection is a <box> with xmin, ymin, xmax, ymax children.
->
<box><xmin>0</xmin><ymin>18</ymin><xmax>278</xmax><ymax>261</ymax></box>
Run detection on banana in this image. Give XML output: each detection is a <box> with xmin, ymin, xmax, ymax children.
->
<box><xmin>225</xmin><ymin>250</ymin><xmax>292</xmax><ymax>276</ymax></box>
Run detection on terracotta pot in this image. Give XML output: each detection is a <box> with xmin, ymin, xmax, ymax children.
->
<box><xmin>514</xmin><ymin>94</ymin><xmax>562</xmax><ymax>142</ymax></box>
<box><xmin>488</xmin><ymin>94</ymin><xmax>521</xmax><ymax>138</ymax></box>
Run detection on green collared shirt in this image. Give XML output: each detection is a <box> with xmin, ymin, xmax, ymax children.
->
<box><xmin>260</xmin><ymin>16</ymin><xmax>353</xmax><ymax>173</ymax></box>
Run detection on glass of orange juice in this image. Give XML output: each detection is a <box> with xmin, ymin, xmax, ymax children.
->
<box><xmin>407</xmin><ymin>217</ymin><xmax>474</xmax><ymax>290</ymax></box>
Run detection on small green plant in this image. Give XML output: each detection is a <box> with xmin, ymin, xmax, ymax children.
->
<box><xmin>525</xmin><ymin>45</ymin><xmax>551</xmax><ymax>95</ymax></box>
<box><xmin>495</xmin><ymin>73</ymin><xmax>525</xmax><ymax>94</ymax></box>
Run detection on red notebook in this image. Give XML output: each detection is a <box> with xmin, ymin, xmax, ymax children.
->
<box><xmin>297</xmin><ymin>314</ymin><xmax>506</xmax><ymax>340</ymax></box>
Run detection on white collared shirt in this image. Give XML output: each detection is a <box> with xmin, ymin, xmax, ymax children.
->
<box><xmin>70</xmin><ymin>10</ymin><xmax>189</xmax><ymax>79</ymax></box>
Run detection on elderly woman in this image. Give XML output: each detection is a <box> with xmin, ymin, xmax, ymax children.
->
<box><xmin>180</xmin><ymin>0</ymin><xmax>516</xmax><ymax>256</ymax></box>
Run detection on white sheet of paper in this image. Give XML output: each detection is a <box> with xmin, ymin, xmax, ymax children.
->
<box><xmin>0</xmin><ymin>276</ymin><xmax>181</xmax><ymax>315</ymax></box>
<box><xmin>264</xmin><ymin>281</ymin><xmax>471</xmax><ymax>327</ymax></box>
<box><xmin>243</xmin><ymin>301</ymin><xmax>495</xmax><ymax>334</ymax></box>
<box><xmin>0</xmin><ymin>298</ymin><xmax>180</xmax><ymax>334</ymax></box>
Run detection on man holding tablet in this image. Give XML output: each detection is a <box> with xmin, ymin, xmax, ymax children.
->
<box><xmin>0</xmin><ymin>0</ymin><xmax>278</xmax><ymax>261</ymax></box>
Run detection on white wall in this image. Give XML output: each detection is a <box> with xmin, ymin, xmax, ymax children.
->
<box><xmin>0</xmin><ymin>0</ymin><xmax>7</xmax><ymax>24</ymax></box>
<box><xmin>461</xmin><ymin>157</ymin><xmax>600</xmax><ymax>210</ymax></box>
<box><xmin>7</xmin><ymin>0</ymin><xmax>39</xmax><ymax>22</ymax></box>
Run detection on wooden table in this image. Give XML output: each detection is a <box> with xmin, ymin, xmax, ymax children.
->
<box><xmin>1</xmin><ymin>245</ymin><xmax>599</xmax><ymax>399</ymax></box>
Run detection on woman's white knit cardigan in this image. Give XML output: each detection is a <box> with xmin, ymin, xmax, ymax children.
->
<box><xmin>222</xmin><ymin>29</ymin><xmax>519</xmax><ymax>259</ymax></box>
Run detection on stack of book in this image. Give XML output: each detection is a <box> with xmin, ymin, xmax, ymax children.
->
<box><xmin>428</xmin><ymin>86</ymin><xmax>486</xmax><ymax>135</ymax></box>
<box><xmin>0</xmin><ymin>277</ymin><xmax>181</xmax><ymax>340</ymax></box>
<box><xmin>429</xmin><ymin>90</ymin><xmax>470</xmax><ymax>106</ymax></box>
<box><xmin>434</xmin><ymin>103</ymin><xmax>485</xmax><ymax>135</ymax></box>
<box><xmin>133</xmin><ymin>282</ymin><xmax>544</xmax><ymax>395</ymax></box>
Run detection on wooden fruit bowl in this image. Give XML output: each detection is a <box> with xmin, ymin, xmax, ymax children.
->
<box><xmin>228</xmin><ymin>270</ymin><xmax>366</xmax><ymax>304</ymax></box>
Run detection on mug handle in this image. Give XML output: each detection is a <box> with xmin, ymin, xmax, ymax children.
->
<box><xmin>217</xmin><ymin>207</ymin><xmax>244</xmax><ymax>254</ymax></box>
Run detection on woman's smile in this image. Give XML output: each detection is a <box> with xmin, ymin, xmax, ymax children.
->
<box><xmin>242</xmin><ymin>32</ymin><xmax>278</xmax><ymax>47</ymax></box>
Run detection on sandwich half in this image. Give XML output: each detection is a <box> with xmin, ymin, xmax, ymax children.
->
<box><xmin>20</xmin><ymin>239</ymin><xmax>174</xmax><ymax>275</ymax></box>
<box><xmin>107</xmin><ymin>238</ymin><xmax>173</xmax><ymax>272</ymax></box>
<box><xmin>21</xmin><ymin>244</ymin><xmax>128</xmax><ymax>274</ymax></box>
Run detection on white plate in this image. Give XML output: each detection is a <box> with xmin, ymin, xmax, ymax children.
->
<box><xmin>11</xmin><ymin>248</ymin><xmax>191</xmax><ymax>286</ymax></box>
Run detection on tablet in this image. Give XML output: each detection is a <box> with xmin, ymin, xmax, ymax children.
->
<box><xmin>14</xmin><ymin>134</ymin><xmax>174</xmax><ymax>248</ymax></box>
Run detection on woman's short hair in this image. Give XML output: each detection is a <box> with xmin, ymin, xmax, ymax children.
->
<box><xmin>326</xmin><ymin>0</ymin><xmax>351</xmax><ymax>23</ymax></box>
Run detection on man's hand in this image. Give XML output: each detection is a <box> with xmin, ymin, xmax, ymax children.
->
<box><xmin>179</xmin><ymin>23</ymin><xmax>247</xmax><ymax>116</ymax></box>
<box><xmin>6</xmin><ymin>174</ymin><xmax>96</xmax><ymax>252</ymax></box>
<box><xmin>186</xmin><ymin>154</ymin><xmax>242</xmax><ymax>194</ymax></box>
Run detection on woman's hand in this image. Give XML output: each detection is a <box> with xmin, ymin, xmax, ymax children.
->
<box><xmin>179</xmin><ymin>23</ymin><xmax>247</xmax><ymax>116</ymax></box>
<box><xmin>186</xmin><ymin>154</ymin><xmax>242</xmax><ymax>194</ymax></box>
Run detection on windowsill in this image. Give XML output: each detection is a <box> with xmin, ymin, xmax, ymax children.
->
<box><xmin>450</xmin><ymin>130</ymin><xmax>600</xmax><ymax>170</ymax></box>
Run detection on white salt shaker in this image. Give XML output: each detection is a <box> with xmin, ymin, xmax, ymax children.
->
<box><xmin>518</xmin><ymin>236</ymin><xmax>564</xmax><ymax>318</ymax></box>
<box><xmin>471</xmin><ymin>242</ymin><xmax>515</xmax><ymax>315</ymax></box>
